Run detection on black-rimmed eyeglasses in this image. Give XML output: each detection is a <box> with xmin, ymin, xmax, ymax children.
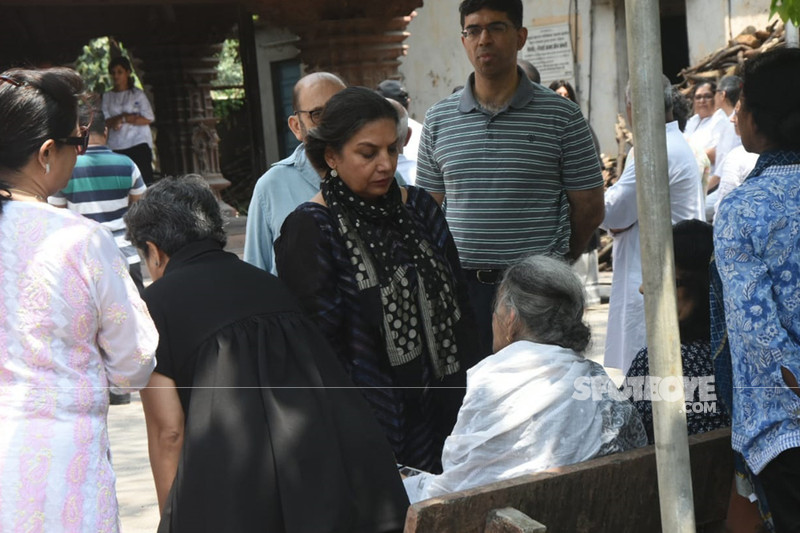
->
<box><xmin>56</xmin><ymin>126</ymin><xmax>90</xmax><ymax>155</ymax></box>
<box><xmin>461</xmin><ymin>22</ymin><xmax>511</xmax><ymax>40</ymax></box>
<box><xmin>294</xmin><ymin>108</ymin><xmax>323</xmax><ymax>125</ymax></box>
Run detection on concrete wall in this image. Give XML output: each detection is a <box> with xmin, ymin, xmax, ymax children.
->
<box><xmin>729</xmin><ymin>0</ymin><xmax>774</xmax><ymax>38</ymax></box>
<box><xmin>585</xmin><ymin>0</ymin><xmax>626</xmax><ymax>157</ymax></box>
<box><xmin>400</xmin><ymin>0</ymin><xmax>471</xmax><ymax>124</ymax></box>
<box><xmin>686</xmin><ymin>0</ymin><xmax>775</xmax><ymax>65</ymax></box>
<box><xmin>685</xmin><ymin>0</ymin><xmax>728</xmax><ymax>64</ymax></box>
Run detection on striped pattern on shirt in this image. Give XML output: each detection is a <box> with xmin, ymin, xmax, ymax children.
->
<box><xmin>416</xmin><ymin>74</ymin><xmax>602</xmax><ymax>269</ymax></box>
<box><xmin>48</xmin><ymin>146</ymin><xmax>145</xmax><ymax>264</ymax></box>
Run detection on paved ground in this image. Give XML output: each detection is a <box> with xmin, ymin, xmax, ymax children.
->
<box><xmin>111</xmin><ymin>215</ymin><xmax>617</xmax><ymax>531</ymax></box>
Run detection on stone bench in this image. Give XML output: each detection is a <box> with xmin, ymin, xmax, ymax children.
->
<box><xmin>404</xmin><ymin>427</ymin><xmax>733</xmax><ymax>533</ymax></box>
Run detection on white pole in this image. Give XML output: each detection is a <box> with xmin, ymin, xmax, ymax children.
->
<box><xmin>786</xmin><ymin>21</ymin><xmax>799</xmax><ymax>48</ymax></box>
<box><xmin>624</xmin><ymin>0</ymin><xmax>697</xmax><ymax>531</ymax></box>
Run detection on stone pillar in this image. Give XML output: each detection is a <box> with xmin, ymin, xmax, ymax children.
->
<box><xmin>253</xmin><ymin>1</ymin><xmax>422</xmax><ymax>87</ymax></box>
<box><xmin>135</xmin><ymin>43</ymin><xmax>236</xmax><ymax>216</ymax></box>
<box><xmin>293</xmin><ymin>14</ymin><xmax>416</xmax><ymax>87</ymax></box>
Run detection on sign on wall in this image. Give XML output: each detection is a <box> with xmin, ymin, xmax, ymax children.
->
<box><xmin>521</xmin><ymin>22</ymin><xmax>575</xmax><ymax>85</ymax></box>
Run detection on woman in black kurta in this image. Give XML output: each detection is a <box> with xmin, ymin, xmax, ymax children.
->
<box><xmin>275</xmin><ymin>88</ymin><xmax>479</xmax><ymax>473</ymax></box>
<box><xmin>125</xmin><ymin>176</ymin><xmax>409</xmax><ymax>533</ymax></box>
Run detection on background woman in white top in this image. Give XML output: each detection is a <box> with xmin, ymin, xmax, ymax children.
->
<box><xmin>684</xmin><ymin>81</ymin><xmax>726</xmax><ymax>170</ymax></box>
<box><xmin>102</xmin><ymin>56</ymin><xmax>155</xmax><ymax>184</ymax></box>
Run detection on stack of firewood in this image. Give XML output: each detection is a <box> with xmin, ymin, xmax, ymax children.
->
<box><xmin>678</xmin><ymin>20</ymin><xmax>785</xmax><ymax>89</ymax></box>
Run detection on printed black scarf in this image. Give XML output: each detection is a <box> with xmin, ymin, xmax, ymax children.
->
<box><xmin>321</xmin><ymin>175</ymin><xmax>461</xmax><ymax>379</ymax></box>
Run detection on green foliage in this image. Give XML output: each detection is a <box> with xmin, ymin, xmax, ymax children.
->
<box><xmin>213</xmin><ymin>38</ymin><xmax>244</xmax><ymax>88</ymax></box>
<box><xmin>211</xmin><ymin>38</ymin><xmax>245</xmax><ymax>119</ymax></box>
<box><xmin>75</xmin><ymin>37</ymin><xmax>112</xmax><ymax>96</ymax></box>
<box><xmin>770</xmin><ymin>0</ymin><xmax>800</xmax><ymax>26</ymax></box>
<box><xmin>74</xmin><ymin>37</ymin><xmax>141</xmax><ymax>98</ymax></box>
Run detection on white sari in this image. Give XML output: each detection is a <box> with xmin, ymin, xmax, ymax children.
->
<box><xmin>404</xmin><ymin>340</ymin><xmax>647</xmax><ymax>502</ymax></box>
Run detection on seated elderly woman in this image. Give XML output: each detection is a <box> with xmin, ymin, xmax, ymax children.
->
<box><xmin>403</xmin><ymin>255</ymin><xmax>647</xmax><ymax>503</ymax></box>
<box><xmin>275</xmin><ymin>87</ymin><xmax>479</xmax><ymax>473</ymax></box>
<box><xmin>124</xmin><ymin>176</ymin><xmax>408</xmax><ymax>533</ymax></box>
<box><xmin>622</xmin><ymin>219</ymin><xmax>730</xmax><ymax>444</ymax></box>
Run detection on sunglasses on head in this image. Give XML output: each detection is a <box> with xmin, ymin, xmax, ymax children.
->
<box><xmin>2</xmin><ymin>74</ymin><xmax>93</xmax><ymax>155</ymax></box>
<box><xmin>56</xmin><ymin>126</ymin><xmax>90</xmax><ymax>155</ymax></box>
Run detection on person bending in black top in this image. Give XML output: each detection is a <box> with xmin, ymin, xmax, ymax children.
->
<box><xmin>621</xmin><ymin>219</ymin><xmax>730</xmax><ymax>444</ymax></box>
<box><xmin>125</xmin><ymin>175</ymin><xmax>409</xmax><ymax>533</ymax></box>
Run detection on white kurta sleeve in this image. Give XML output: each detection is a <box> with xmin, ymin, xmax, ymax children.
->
<box><xmin>601</xmin><ymin>149</ymin><xmax>639</xmax><ymax>231</ymax></box>
<box><xmin>85</xmin><ymin>226</ymin><xmax>158</xmax><ymax>392</ymax></box>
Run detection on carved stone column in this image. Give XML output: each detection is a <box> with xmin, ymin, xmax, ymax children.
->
<box><xmin>252</xmin><ymin>0</ymin><xmax>422</xmax><ymax>86</ymax></box>
<box><xmin>135</xmin><ymin>43</ymin><xmax>236</xmax><ymax>216</ymax></box>
<box><xmin>293</xmin><ymin>14</ymin><xmax>417</xmax><ymax>87</ymax></box>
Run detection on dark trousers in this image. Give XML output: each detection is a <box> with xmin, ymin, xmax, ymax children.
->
<box><xmin>759</xmin><ymin>447</ymin><xmax>800</xmax><ymax>532</ymax></box>
<box><xmin>115</xmin><ymin>143</ymin><xmax>154</xmax><ymax>186</ymax></box>
<box><xmin>464</xmin><ymin>276</ymin><xmax>499</xmax><ymax>360</ymax></box>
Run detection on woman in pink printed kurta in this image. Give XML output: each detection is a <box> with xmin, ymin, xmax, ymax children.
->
<box><xmin>0</xmin><ymin>67</ymin><xmax>158</xmax><ymax>533</ymax></box>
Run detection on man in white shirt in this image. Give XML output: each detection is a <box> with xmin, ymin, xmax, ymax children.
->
<box><xmin>709</xmin><ymin>75</ymin><xmax>743</xmax><ymax>179</ymax></box>
<box><xmin>602</xmin><ymin>76</ymin><xmax>706</xmax><ymax>373</ymax></box>
<box><xmin>713</xmin><ymin>101</ymin><xmax>758</xmax><ymax>218</ymax></box>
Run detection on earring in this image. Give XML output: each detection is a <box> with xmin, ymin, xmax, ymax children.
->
<box><xmin>45</xmin><ymin>163</ymin><xmax>50</xmax><ymax>175</ymax></box>
<box><xmin>330</xmin><ymin>168</ymin><xmax>338</xmax><ymax>178</ymax></box>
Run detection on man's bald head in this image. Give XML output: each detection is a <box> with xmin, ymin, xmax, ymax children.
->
<box><xmin>292</xmin><ymin>72</ymin><xmax>346</xmax><ymax>111</ymax></box>
<box><xmin>289</xmin><ymin>72</ymin><xmax>346</xmax><ymax>142</ymax></box>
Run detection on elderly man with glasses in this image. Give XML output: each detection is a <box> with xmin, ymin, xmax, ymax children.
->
<box><xmin>244</xmin><ymin>72</ymin><xmax>346</xmax><ymax>274</ymax></box>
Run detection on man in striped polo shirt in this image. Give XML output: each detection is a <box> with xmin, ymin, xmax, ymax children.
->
<box><xmin>417</xmin><ymin>0</ymin><xmax>604</xmax><ymax>358</ymax></box>
<box><xmin>49</xmin><ymin>110</ymin><xmax>146</xmax><ymax>294</ymax></box>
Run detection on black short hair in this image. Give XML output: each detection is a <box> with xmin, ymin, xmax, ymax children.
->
<box><xmin>83</xmin><ymin>106</ymin><xmax>105</xmax><ymax>137</ymax></box>
<box><xmin>671</xmin><ymin>91</ymin><xmax>692</xmax><ymax>131</ymax></box>
<box><xmin>108</xmin><ymin>56</ymin><xmax>135</xmax><ymax>90</ymax></box>
<box><xmin>517</xmin><ymin>59</ymin><xmax>540</xmax><ymax>84</ymax></box>
<box><xmin>742</xmin><ymin>48</ymin><xmax>800</xmax><ymax>151</ymax></box>
<box><xmin>691</xmin><ymin>80</ymin><xmax>716</xmax><ymax>98</ymax></box>
<box><xmin>304</xmin><ymin>87</ymin><xmax>398</xmax><ymax>175</ymax></box>
<box><xmin>548</xmin><ymin>80</ymin><xmax>576</xmax><ymax>103</ymax></box>
<box><xmin>376</xmin><ymin>79</ymin><xmax>409</xmax><ymax>109</ymax></box>
<box><xmin>459</xmin><ymin>0</ymin><xmax>523</xmax><ymax>29</ymax></box>
<box><xmin>672</xmin><ymin>219</ymin><xmax>713</xmax><ymax>343</ymax></box>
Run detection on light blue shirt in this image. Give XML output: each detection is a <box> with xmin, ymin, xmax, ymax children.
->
<box><xmin>244</xmin><ymin>144</ymin><xmax>408</xmax><ymax>275</ymax></box>
<box><xmin>244</xmin><ymin>145</ymin><xmax>321</xmax><ymax>274</ymax></box>
<box><xmin>714</xmin><ymin>153</ymin><xmax>800</xmax><ymax>474</ymax></box>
